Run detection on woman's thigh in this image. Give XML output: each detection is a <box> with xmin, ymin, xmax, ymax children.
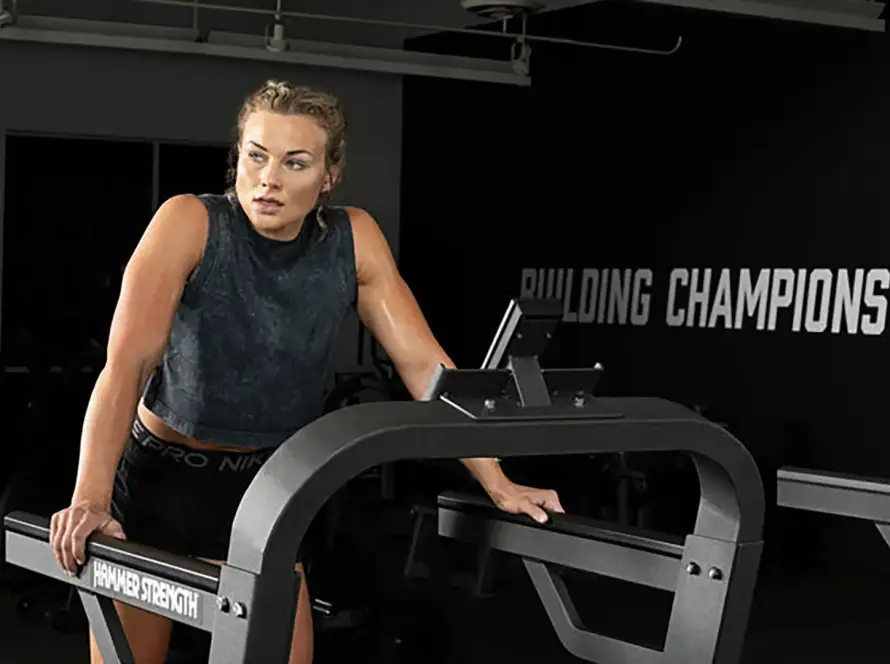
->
<box><xmin>89</xmin><ymin>601</ymin><xmax>174</xmax><ymax>664</ymax></box>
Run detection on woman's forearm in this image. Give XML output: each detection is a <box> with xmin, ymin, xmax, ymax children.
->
<box><xmin>70</xmin><ymin>361</ymin><xmax>151</xmax><ymax>510</ymax></box>
<box><xmin>460</xmin><ymin>457</ymin><xmax>512</xmax><ymax>495</ymax></box>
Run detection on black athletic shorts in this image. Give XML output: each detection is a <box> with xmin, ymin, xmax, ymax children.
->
<box><xmin>111</xmin><ymin>416</ymin><xmax>300</xmax><ymax>562</ymax></box>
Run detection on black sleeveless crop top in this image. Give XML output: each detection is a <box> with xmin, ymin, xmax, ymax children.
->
<box><xmin>142</xmin><ymin>194</ymin><xmax>357</xmax><ymax>448</ymax></box>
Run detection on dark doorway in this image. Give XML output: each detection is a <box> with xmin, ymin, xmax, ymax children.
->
<box><xmin>157</xmin><ymin>141</ymin><xmax>231</xmax><ymax>203</ymax></box>
<box><xmin>2</xmin><ymin>133</ymin><xmax>154</xmax><ymax>367</ymax></box>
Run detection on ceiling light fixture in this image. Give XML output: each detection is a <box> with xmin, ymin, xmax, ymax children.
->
<box><xmin>265</xmin><ymin>0</ymin><xmax>288</xmax><ymax>53</ymax></box>
<box><xmin>0</xmin><ymin>0</ymin><xmax>16</xmax><ymax>28</ymax></box>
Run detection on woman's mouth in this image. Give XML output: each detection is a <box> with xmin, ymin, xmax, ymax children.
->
<box><xmin>252</xmin><ymin>197</ymin><xmax>284</xmax><ymax>214</ymax></box>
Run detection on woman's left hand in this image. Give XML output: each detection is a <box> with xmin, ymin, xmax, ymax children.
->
<box><xmin>487</xmin><ymin>482</ymin><xmax>565</xmax><ymax>524</ymax></box>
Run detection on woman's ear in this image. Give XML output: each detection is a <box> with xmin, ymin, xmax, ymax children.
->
<box><xmin>320</xmin><ymin>170</ymin><xmax>335</xmax><ymax>196</ymax></box>
<box><xmin>327</xmin><ymin>166</ymin><xmax>342</xmax><ymax>189</ymax></box>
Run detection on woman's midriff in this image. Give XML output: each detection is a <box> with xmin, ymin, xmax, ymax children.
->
<box><xmin>136</xmin><ymin>402</ymin><xmax>261</xmax><ymax>453</ymax></box>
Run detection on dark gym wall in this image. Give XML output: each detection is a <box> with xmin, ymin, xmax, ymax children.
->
<box><xmin>401</xmin><ymin>5</ymin><xmax>890</xmax><ymax>570</ymax></box>
<box><xmin>0</xmin><ymin>39</ymin><xmax>404</xmax><ymax>372</ymax></box>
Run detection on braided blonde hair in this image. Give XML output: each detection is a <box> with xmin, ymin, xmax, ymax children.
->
<box><xmin>226</xmin><ymin>80</ymin><xmax>348</xmax><ymax>233</ymax></box>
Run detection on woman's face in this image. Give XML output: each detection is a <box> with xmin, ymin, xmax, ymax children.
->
<box><xmin>235</xmin><ymin>110</ymin><xmax>333</xmax><ymax>241</ymax></box>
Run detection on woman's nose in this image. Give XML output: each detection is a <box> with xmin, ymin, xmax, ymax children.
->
<box><xmin>260</xmin><ymin>163</ymin><xmax>282</xmax><ymax>189</ymax></box>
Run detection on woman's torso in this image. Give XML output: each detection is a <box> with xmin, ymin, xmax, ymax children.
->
<box><xmin>139</xmin><ymin>194</ymin><xmax>357</xmax><ymax>453</ymax></box>
<box><xmin>136</xmin><ymin>404</ymin><xmax>236</xmax><ymax>451</ymax></box>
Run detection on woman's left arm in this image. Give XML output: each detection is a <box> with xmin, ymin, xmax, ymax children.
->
<box><xmin>348</xmin><ymin>207</ymin><xmax>564</xmax><ymax>523</ymax></box>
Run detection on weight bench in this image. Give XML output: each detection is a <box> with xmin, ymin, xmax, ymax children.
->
<box><xmin>3</xmin><ymin>298</ymin><xmax>765</xmax><ymax>664</ymax></box>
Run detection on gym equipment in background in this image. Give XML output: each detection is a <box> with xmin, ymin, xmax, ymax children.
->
<box><xmin>3</xmin><ymin>298</ymin><xmax>765</xmax><ymax>663</ymax></box>
<box><xmin>778</xmin><ymin>466</ymin><xmax>890</xmax><ymax>546</ymax></box>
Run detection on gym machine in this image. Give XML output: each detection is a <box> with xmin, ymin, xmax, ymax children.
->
<box><xmin>778</xmin><ymin>466</ymin><xmax>890</xmax><ymax>548</ymax></box>
<box><xmin>3</xmin><ymin>298</ymin><xmax>765</xmax><ymax>664</ymax></box>
<box><xmin>430</xmin><ymin>299</ymin><xmax>764</xmax><ymax>664</ymax></box>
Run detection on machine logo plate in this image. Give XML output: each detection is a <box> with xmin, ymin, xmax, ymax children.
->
<box><xmin>91</xmin><ymin>559</ymin><xmax>203</xmax><ymax>625</ymax></box>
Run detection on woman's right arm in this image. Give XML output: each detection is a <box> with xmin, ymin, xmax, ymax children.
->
<box><xmin>50</xmin><ymin>194</ymin><xmax>209</xmax><ymax>574</ymax></box>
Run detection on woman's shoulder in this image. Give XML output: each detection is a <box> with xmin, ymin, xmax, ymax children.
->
<box><xmin>337</xmin><ymin>206</ymin><xmax>386</xmax><ymax>241</ymax></box>
<box><xmin>157</xmin><ymin>192</ymin><xmax>228</xmax><ymax>215</ymax></box>
<box><xmin>332</xmin><ymin>205</ymin><xmax>379</xmax><ymax>231</ymax></box>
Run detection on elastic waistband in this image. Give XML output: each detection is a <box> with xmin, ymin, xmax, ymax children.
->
<box><xmin>130</xmin><ymin>416</ymin><xmax>275</xmax><ymax>474</ymax></box>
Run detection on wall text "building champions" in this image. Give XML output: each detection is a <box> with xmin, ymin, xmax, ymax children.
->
<box><xmin>519</xmin><ymin>267</ymin><xmax>890</xmax><ymax>335</ymax></box>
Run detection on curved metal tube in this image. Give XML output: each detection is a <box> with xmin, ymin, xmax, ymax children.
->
<box><xmin>230</xmin><ymin>397</ymin><xmax>762</xmax><ymax>575</ymax></box>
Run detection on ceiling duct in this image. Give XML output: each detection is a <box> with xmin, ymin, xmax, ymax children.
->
<box><xmin>635</xmin><ymin>0</ymin><xmax>885</xmax><ymax>31</ymax></box>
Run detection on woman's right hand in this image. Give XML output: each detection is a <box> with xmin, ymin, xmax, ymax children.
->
<box><xmin>49</xmin><ymin>501</ymin><xmax>126</xmax><ymax>575</ymax></box>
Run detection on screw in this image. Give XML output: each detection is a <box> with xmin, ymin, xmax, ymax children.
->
<box><xmin>216</xmin><ymin>597</ymin><xmax>230</xmax><ymax>612</ymax></box>
<box><xmin>483</xmin><ymin>398</ymin><xmax>496</xmax><ymax>410</ymax></box>
<box><xmin>572</xmin><ymin>394</ymin><xmax>585</xmax><ymax>408</ymax></box>
<box><xmin>233</xmin><ymin>602</ymin><xmax>247</xmax><ymax>618</ymax></box>
<box><xmin>686</xmin><ymin>562</ymin><xmax>701</xmax><ymax>576</ymax></box>
<box><xmin>709</xmin><ymin>567</ymin><xmax>723</xmax><ymax>581</ymax></box>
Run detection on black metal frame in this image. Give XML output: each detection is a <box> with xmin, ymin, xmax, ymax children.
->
<box><xmin>213</xmin><ymin>395</ymin><xmax>763</xmax><ymax>663</ymax></box>
<box><xmin>2</xmin><ymin>298</ymin><xmax>766</xmax><ymax>664</ymax></box>
<box><xmin>439</xmin><ymin>491</ymin><xmax>686</xmax><ymax>591</ymax></box>
<box><xmin>778</xmin><ymin>466</ymin><xmax>890</xmax><ymax>548</ymax></box>
<box><xmin>438</xmin><ymin>479</ymin><xmax>762</xmax><ymax>663</ymax></box>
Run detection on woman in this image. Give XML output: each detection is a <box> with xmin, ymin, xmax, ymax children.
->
<box><xmin>48</xmin><ymin>79</ymin><xmax>564</xmax><ymax>664</ymax></box>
